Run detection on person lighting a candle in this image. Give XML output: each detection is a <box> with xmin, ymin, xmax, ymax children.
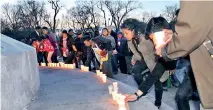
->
<box><xmin>151</xmin><ymin>1</ymin><xmax>213</xmax><ymax>109</ymax></box>
<box><xmin>122</xmin><ymin>17</ymin><xmax>176</xmax><ymax>109</ymax></box>
<box><xmin>82</xmin><ymin>35</ymin><xmax>96</xmax><ymax>71</ymax></box>
<box><xmin>82</xmin><ymin>34</ymin><xmax>113</xmax><ymax>78</ymax></box>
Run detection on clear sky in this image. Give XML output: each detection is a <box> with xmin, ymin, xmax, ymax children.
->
<box><xmin>0</xmin><ymin>0</ymin><xmax>179</xmax><ymax>27</ymax></box>
<box><xmin>1</xmin><ymin>0</ymin><xmax>179</xmax><ymax>15</ymax></box>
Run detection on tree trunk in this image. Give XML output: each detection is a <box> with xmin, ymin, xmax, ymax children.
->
<box><xmin>53</xmin><ymin>13</ymin><xmax>56</xmax><ymax>33</ymax></box>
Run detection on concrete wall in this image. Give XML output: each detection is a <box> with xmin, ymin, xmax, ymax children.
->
<box><xmin>1</xmin><ymin>34</ymin><xmax>40</xmax><ymax>110</ymax></box>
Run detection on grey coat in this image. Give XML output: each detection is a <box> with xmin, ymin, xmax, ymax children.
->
<box><xmin>128</xmin><ymin>35</ymin><xmax>157</xmax><ymax>72</ymax></box>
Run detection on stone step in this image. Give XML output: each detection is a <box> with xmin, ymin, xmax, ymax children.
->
<box><xmin>113</xmin><ymin>73</ymin><xmax>174</xmax><ymax>110</ymax></box>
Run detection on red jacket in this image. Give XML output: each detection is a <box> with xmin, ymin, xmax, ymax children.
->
<box><xmin>32</xmin><ymin>41</ymin><xmax>43</xmax><ymax>52</ymax></box>
<box><xmin>43</xmin><ymin>39</ymin><xmax>54</xmax><ymax>52</ymax></box>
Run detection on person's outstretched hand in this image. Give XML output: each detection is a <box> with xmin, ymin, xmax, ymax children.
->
<box><xmin>124</xmin><ymin>94</ymin><xmax>137</xmax><ymax>102</ymax></box>
<box><xmin>154</xmin><ymin>29</ymin><xmax>173</xmax><ymax>56</ymax></box>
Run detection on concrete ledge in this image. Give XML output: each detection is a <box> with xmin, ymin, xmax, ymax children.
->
<box><xmin>27</xmin><ymin>68</ymin><xmax>158</xmax><ymax>110</ymax></box>
<box><xmin>1</xmin><ymin>34</ymin><xmax>40</xmax><ymax>110</ymax></box>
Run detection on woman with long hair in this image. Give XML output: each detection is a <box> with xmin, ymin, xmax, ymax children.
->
<box><xmin>122</xmin><ymin>17</ymin><xmax>175</xmax><ymax>109</ymax></box>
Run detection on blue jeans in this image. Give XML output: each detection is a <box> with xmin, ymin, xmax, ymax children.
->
<box><xmin>174</xmin><ymin>58</ymin><xmax>191</xmax><ymax>84</ymax></box>
<box><xmin>111</xmin><ymin>54</ymin><xmax>118</xmax><ymax>74</ymax></box>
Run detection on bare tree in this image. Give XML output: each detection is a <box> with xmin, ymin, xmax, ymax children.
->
<box><xmin>1</xmin><ymin>0</ymin><xmax>47</xmax><ymax>32</ymax></box>
<box><xmin>64</xmin><ymin>13</ymin><xmax>77</xmax><ymax>29</ymax></box>
<box><xmin>48</xmin><ymin>0</ymin><xmax>62</xmax><ymax>32</ymax></box>
<box><xmin>97</xmin><ymin>1</ymin><xmax>107</xmax><ymax>27</ymax></box>
<box><xmin>68</xmin><ymin>6</ymin><xmax>88</xmax><ymax>31</ymax></box>
<box><xmin>141</xmin><ymin>11</ymin><xmax>157</xmax><ymax>23</ymax></box>
<box><xmin>19</xmin><ymin>0</ymin><xmax>46</xmax><ymax>28</ymax></box>
<box><xmin>163</xmin><ymin>4</ymin><xmax>178</xmax><ymax>21</ymax></box>
<box><xmin>1</xmin><ymin>3</ymin><xmax>23</xmax><ymax>31</ymax></box>
<box><xmin>43</xmin><ymin>12</ymin><xmax>53</xmax><ymax>30</ymax></box>
<box><xmin>66</xmin><ymin>0</ymin><xmax>100</xmax><ymax>32</ymax></box>
<box><xmin>104</xmin><ymin>0</ymin><xmax>142</xmax><ymax>32</ymax></box>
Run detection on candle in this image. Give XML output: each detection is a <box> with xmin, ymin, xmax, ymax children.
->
<box><xmin>115</xmin><ymin>93</ymin><xmax>121</xmax><ymax>103</ymax></box>
<box><xmin>112</xmin><ymin>91</ymin><xmax>116</xmax><ymax>100</ymax></box>
<box><xmin>113</xmin><ymin>82</ymin><xmax>118</xmax><ymax>89</ymax></box>
<box><xmin>73</xmin><ymin>64</ymin><xmax>76</xmax><ymax>68</ymax></box>
<box><xmin>113</xmin><ymin>87</ymin><xmax>118</xmax><ymax>94</ymax></box>
<box><xmin>153</xmin><ymin>31</ymin><xmax>166</xmax><ymax>48</ymax></box>
<box><xmin>108</xmin><ymin>85</ymin><xmax>113</xmax><ymax>95</ymax></box>
<box><xmin>70</xmin><ymin>64</ymin><xmax>73</xmax><ymax>69</ymax></box>
<box><xmin>69</xmin><ymin>64</ymin><xmax>72</xmax><ymax>69</ymax></box>
<box><xmin>99</xmin><ymin>72</ymin><xmax>103</xmax><ymax>76</ymax></box>
<box><xmin>118</xmin><ymin>107</ymin><xmax>126</xmax><ymax>110</ymax></box>
<box><xmin>102</xmin><ymin>75</ymin><xmax>106</xmax><ymax>83</ymax></box>
<box><xmin>41</xmin><ymin>63</ymin><xmax>46</xmax><ymax>66</ymax></box>
<box><xmin>57</xmin><ymin>63</ymin><xmax>60</xmax><ymax>67</ymax></box>
<box><xmin>96</xmin><ymin>71</ymin><xmax>100</xmax><ymax>76</ymax></box>
<box><xmin>100</xmin><ymin>73</ymin><xmax>104</xmax><ymax>79</ymax></box>
<box><xmin>96</xmin><ymin>70</ymin><xmax>100</xmax><ymax>73</ymax></box>
<box><xmin>61</xmin><ymin>64</ymin><xmax>64</xmax><ymax>68</ymax></box>
<box><xmin>97</xmin><ymin>72</ymin><xmax>100</xmax><ymax>76</ymax></box>
<box><xmin>84</xmin><ymin>66</ymin><xmax>89</xmax><ymax>71</ymax></box>
<box><xmin>81</xmin><ymin>65</ymin><xmax>84</xmax><ymax>70</ymax></box>
<box><xmin>70</xmin><ymin>64</ymin><xmax>74</xmax><ymax>69</ymax></box>
<box><xmin>65</xmin><ymin>64</ymin><xmax>68</xmax><ymax>68</ymax></box>
<box><xmin>118</xmin><ymin>94</ymin><xmax>126</xmax><ymax>105</ymax></box>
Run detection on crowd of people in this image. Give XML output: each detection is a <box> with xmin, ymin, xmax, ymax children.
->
<box><xmin>28</xmin><ymin>1</ymin><xmax>213</xmax><ymax>110</ymax></box>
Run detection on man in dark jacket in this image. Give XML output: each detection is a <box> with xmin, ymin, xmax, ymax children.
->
<box><xmin>82</xmin><ymin>35</ymin><xmax>96</xmax><ymax>71</ymax></box>
<box><xmin>117</xmin><ymin>32</ymin><xmax>128</xmax><ymax>74</ymax></box>
<box><xmin>74</xmin><ymin>30</ymin><xmax>87</xmax><ymax>66</ymax></box>
<box><xmin>68</xmin><ymin>29</ymin><xmax>75</xmax><ymax>37</ymax></box>
<box><xmin>29</xmin><ymin>26</ymin><xmax>42</xmax><ymax>45</ymax></box>
<box><xmin>92</xmin><ymin>36</ymin><xmax>113</xmax><ymax>78</ymax></box>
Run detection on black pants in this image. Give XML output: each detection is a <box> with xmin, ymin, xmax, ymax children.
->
<box><xmin>51</xmin><ymin>53</ymin><xmax>58</xmax><ymax>63</ymax></box>
<box><xmin>63</xmin><ymin>57</ymin><xmax>68</xmax><ymax>62</ymax></box>
<box><xmin>175</xmin><ymin>69</ymin><xmax>198</xmax><ymax>110</ymax></box>
<box><xmin>43</xmin><ymin>52</ymin><xmax>48</xmax><ymax>66</ymax></box>
<box><xmin>118</xmin><ymin>56</ymin><xmax>127</xmax><ymax>74</ymax></box>
<box><xmin>37</xmin><ymin>52</ymin><xmax>44</xmax><ymax>65</ymax></box>
<box><xmin>132</xmin><ymin>60</ymin><xmax>149</xmax><ymax>85</ymax></box>
<box><xmin>125</xmin><ymin>56</ymin><xmax>132</xmax><ymax>74</ymax></box>
<box><xmin>64</xmin><ymin>52</ymin><xmax>77</xmax><ymax>66</ymax></box>
<box><xmin>138</xmin><ymin>62</ymin><xmax>166</xmax><ymax>107</ymax></box>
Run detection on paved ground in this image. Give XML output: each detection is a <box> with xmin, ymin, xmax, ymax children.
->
<box><xmin>27</xmin><ymin>67</ymin><xmax>158</xmax><ymax>110</ymax></box>
<box><xmin>26</xmin><ymin>67</ymin><xmax>204</xmax><ymax>110</ymax></box>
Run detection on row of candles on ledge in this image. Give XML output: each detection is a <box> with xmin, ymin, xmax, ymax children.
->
<box><xmin>80</xmin><ymin>65</ymin><xmax>89</xmax><ymax>71</ymax></box>
<box><xmin>96</xmin><ymin>70</ymin><xmax>107</xmax><ymax>83</ymax></box>
<box><xmin>95</xmin><ymin>70</ymin><xmax>126</xmax><ymax>110</ymax></box>
<box><xmin>40</xmin><ymin>63</ymin><xmax>126</xmax><ymax>110</ymax></box>
<box><xmin>40</xmin><ymin>62</ymin><xmax>76</xmax><ymax>69</ymax></box>
<box><xmin>109</xmin><ymin>82</ymin><xmax>126</xmax><ymax>110</ymax></box>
